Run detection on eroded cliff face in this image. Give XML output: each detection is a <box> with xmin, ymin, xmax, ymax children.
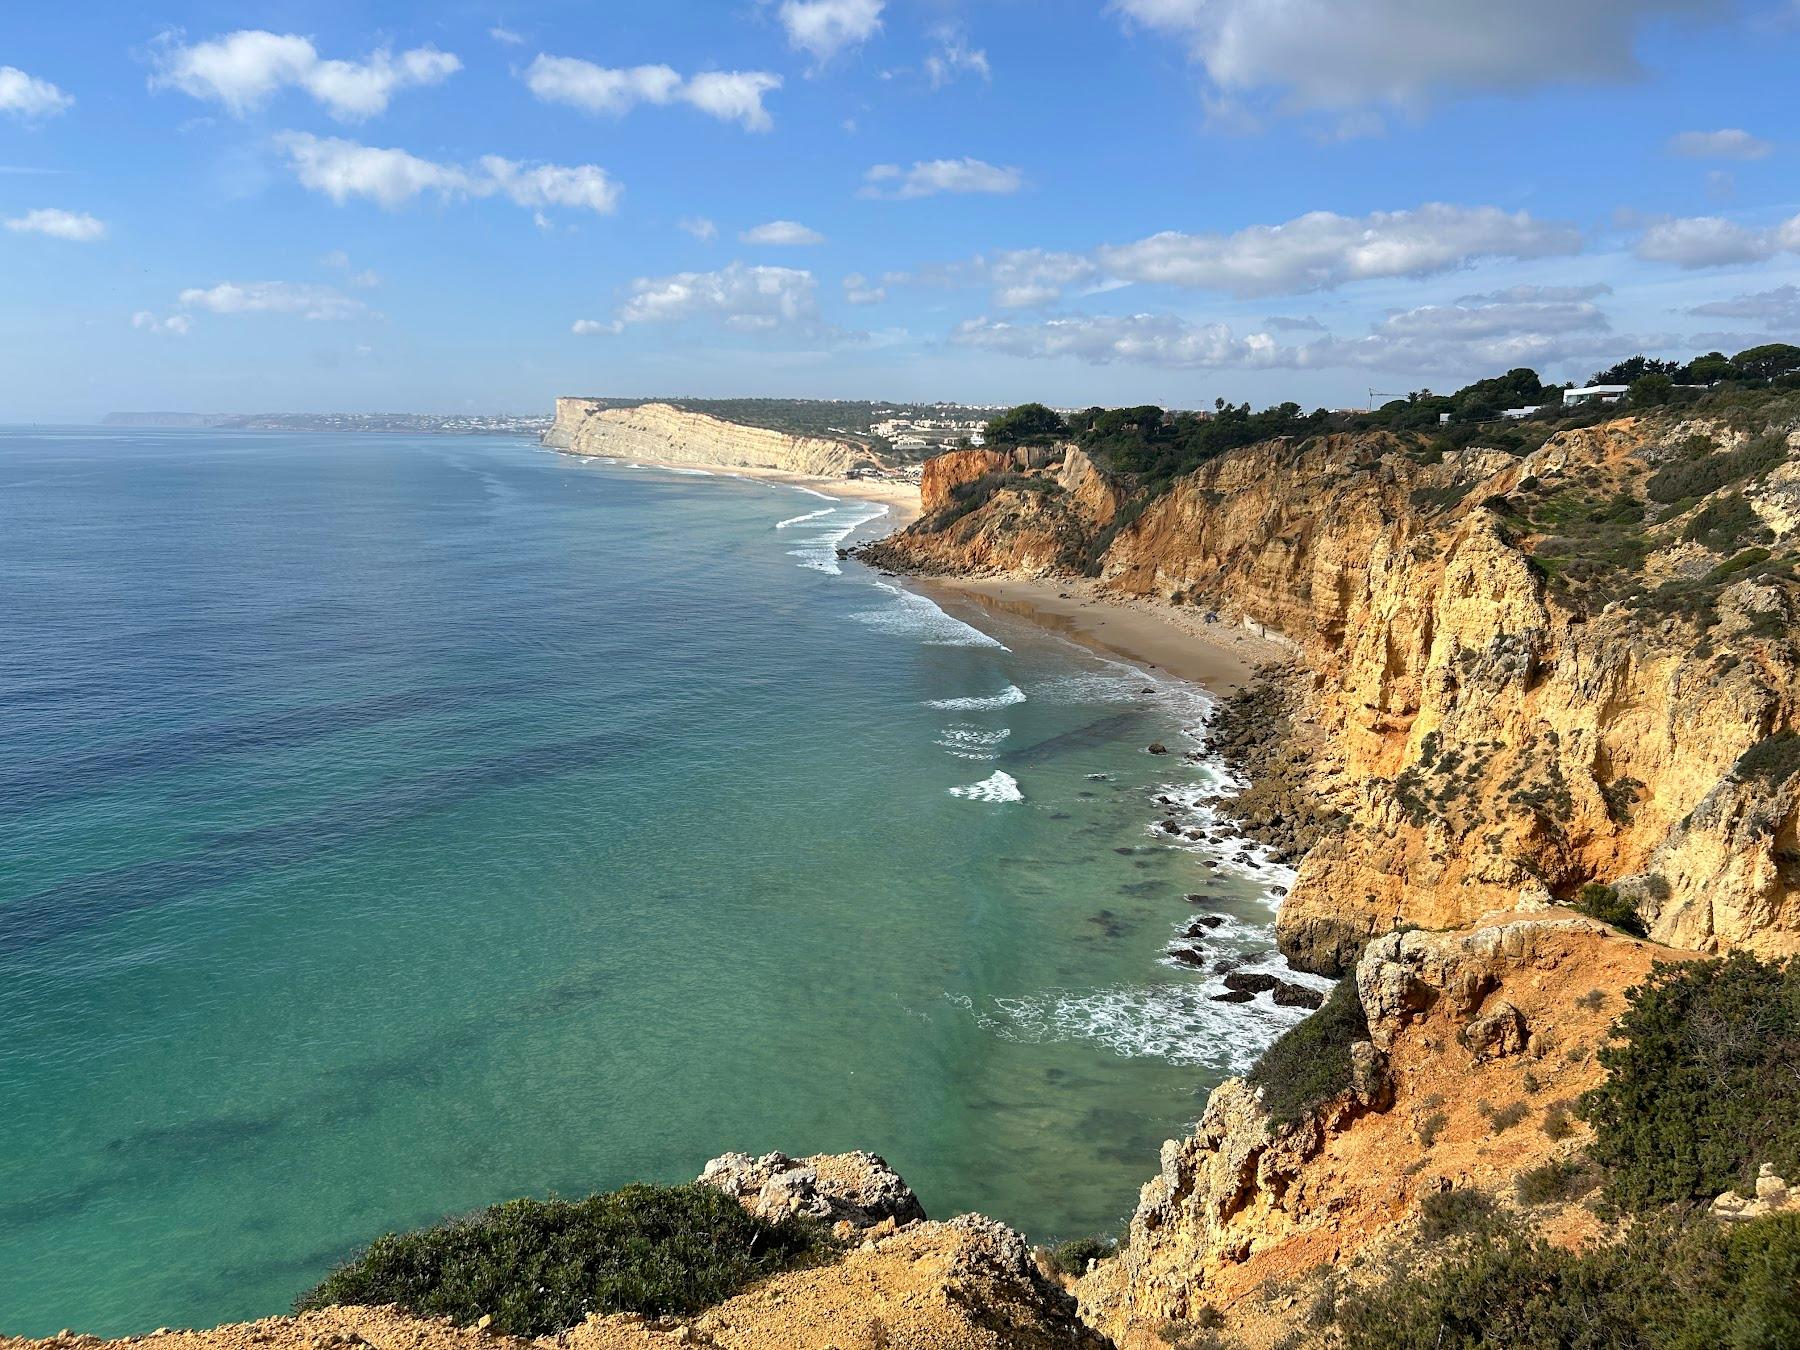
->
<box><xmin>1076</xmin><ymin>915</ymin><xmax>1670</xmax><ymax>1349</ymax></box>
<box><xmin>545</xmin><ymin>399</ymin><xmax>873</xmax><ymax>477</ymax></box>
<box><xmin>873</xmin><ymin>418</ymin><xmax>1800</xmax><ymax>971</ymax></box>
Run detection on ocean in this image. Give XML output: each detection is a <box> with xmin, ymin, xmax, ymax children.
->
<box><xmin>0</xmin><ymin>430</ymin><xmax>1322</xmax><ymax>1335</ymax></box>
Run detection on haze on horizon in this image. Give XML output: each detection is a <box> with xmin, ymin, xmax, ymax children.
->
<box><xmin>2</xmin><ymin>0</ymin><xmax>1798</xmax><ymax>422</ymax></box>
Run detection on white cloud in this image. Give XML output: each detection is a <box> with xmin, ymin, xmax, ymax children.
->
<box><xmin>278</xmin><ymin>133</ymin><xmax>620</xmax><ymax>216</ymax></box>
<box><xmin>740</xmin><ymin>219</ymin><xmax>825</xmax><ymax>245</ymax></box>
<box><xmin>479</xmin><ymin>156</ymin><xmax>622</xmax><ymax>214</ymax></box>
<box><xmin>178</xmin><ymin>280</ymin><xmax>366</xmax><ymax>320</ymax></box>
<box><xmin>571</xmin><ymin>318</ymin><xmax>611</xmax><ymax>335</ymax></box>
<box><xmin>679</xmin><ymin>216</ymin><xmax>719</xmax><ymax>241</ymax></box>
<box><xmin>1635</xmin><ymin>212</ymin><xmax>1800</xmax><ymax>267</ymax></box>
<box><xmin>5</xmin><ymin>208</ymin><xmax>105</xmax><ymax>241</ymax></box>
<box><xmin>892</xmin><ymin>247</ymin><xmax>1098</xmax><ymax>307</ymax></box>
<box><xmin>614</xmin><ymin>261</ymin><xmax>821</xmax><ymax>331</ymax></box>
<box><xmin>859</xmin><ymin>158</ymin><xmax>1024</xmax><ymax>200</ymax></box>
<box><xmin>1667</xmin><ymin>128</ymin><xmax>1773</xmax><ymax>160</ymax></box>
<box><xmin>952</xmin><ymin>312</ymin><xmax>1285</xmax><ymax>369</ymax></box>
<box><xmin>780</xmin><ymin>0</ymin><xmax>884</xmax><ymax>64</ymax></box>
<box><xmin>0</xmin><ymin>66</ymin><xmax>73</xmax><ymax>119</ymax></box>
<box><xmin>523</xmin><ymin>55</ymin><xmax>779</xmax><ymax>131</ymax></box>
<box><xmin>1690</xmin><ymin>284</ymin><xmax>1800</xmax><ymax>329</ymax></box>
<box><xmin>925</xmin><ymin>29</ymin><xmax>991</xmax><ymax>88</ymax></box>
<box><xmin>952</xmin><ymin>284</ymin><xmax>1623</xmax><ymax>375</ymax></box>
<box><xmin>1097</xmin><ymin>204</ymin><xmax>1582</xmax><ymax>297</ymax></box>
<box><xmin>1111</xmin><ymin>0</ymin><xmax>1718</xmax><ymax>114</ymax></box>
<box><xmin>843</xmin><ymin>272</ymin><xmax>886</xmax><ymax>304</ymax></box>
<box><xmin>151</xmin><ymin>30</ymin><xmax>459</xmax><ymax>121</ymax></box>
<box><xmin>490</xmin><ymin>26</ymin><xmax>526</xmax><ymax>45</ymax></box>
<box><xmin>132</xmin><ymin>311</ymin><xmax>192</xmax><ymax>336</ymax></box>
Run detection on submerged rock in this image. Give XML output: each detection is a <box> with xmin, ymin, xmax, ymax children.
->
<box><xmin>1147</xmin><ymin>742</ymin><xmax>1169</xmax><ymax>755</ymax></box>
<box><xmin>1222</xmin><ymin>972</ymin><xmax>1280</xmax><ymax>995</ymax></box>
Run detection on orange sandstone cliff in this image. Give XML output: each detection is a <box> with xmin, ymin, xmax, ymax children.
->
<box><xmin>866</xmin><ymin>415</ymin><xmax>1800</xmax><ymax>974</ymax></box>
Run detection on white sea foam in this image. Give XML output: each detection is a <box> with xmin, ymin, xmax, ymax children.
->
<box><xmin>948</xmin><ymin>770</ymin><xmax>1023</xmax><ymax>802</ymax></box>
<box><xmin>948</xmin><ymin>979</ymin><xmax>1324</xmax><ymax>1072</ymax></box>
<box><xmin>852</xmin><ymin>582</ymin><xmax>1010</xmax><ymax>650</ymax></box>
<box><xmin>791</xmin><ymin>485</ymin><xmax>837</xmax><ymax>501</ymax></box>
<box><xmin>926</xmin><ymin>684</ymin><xmax>1027</xmax><ymax>711</ymax></box>
<box><xmin>936</xmin><ymin>725</ymin><xmax>1012</xmax><ymax>760</ymax></box>
<box><xmin>775</xmin><ymin>508</ymin><xmax>834</xmax><ymax>529</ymax></box>
<box><xmin>662</xmin><ymin>465</ymin><xmax>716</xmax><ymax>477</ymax></box>
<box><xmin>786</xmin><ymin>502</ymin><xmax>890</xmax><ymax>574</ymax></box>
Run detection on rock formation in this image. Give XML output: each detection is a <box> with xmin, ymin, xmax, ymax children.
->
<box><xmin>1077</xmin><ymin>915</ymin><xmax>1670</xmax><ymax>1347</ymax></box>
<box><xmin>697</xmin><ymin>1150</ymin><xmax>925</xmax><ymax>1232</ymax></box>
<box><xmin>871</xmin><ymin>418</ymin><xmax>1800</xmax><ymax>973</ymax></box>
<box><xmin>544</xmin><ymin>400</ymin><xmax>874</xmax><ymax>477</ymax></box>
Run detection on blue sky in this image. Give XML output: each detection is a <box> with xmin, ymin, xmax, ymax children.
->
<box><xmin>3</xmin><ymin>0</ymin><xmax>1799</xmax><ymax>419</ymax></box>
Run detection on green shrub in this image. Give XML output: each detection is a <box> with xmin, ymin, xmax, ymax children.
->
<box><xmin>1335</xmin><ymin>1212</ymin><xmax>1800</xmax><ymax>1349</ymax></box>
<box><xmin>1684</xmin><ymin>493</ymin><xmax>1770</xmax><ymax>554</ymax></box>
<box><xmin>1044</xmin><ymin>1234</ymin><xmax>1120</xmax><ymax>1277</ymax></box>
<box><xmin>1416</xmin><ymin>1189</ymin><xmax>1504</xmax><ymax>1243</ymax></box>
<box><xmin>1477</xmin><ymin>1100</ymin><xmax>1529</xmax><ymax>1132</ymax></box>
<box><xmin>294</xmin><ymin>1184</ymin><xmax>833</xmax><ymax>1335</ymax></box>
<box><xmin>1580</xmin><ymin>954</ymin><xmax>1800</xmax><ymax>1211</ymax></box>
<box><xmin>1515</xmin><ymin>1159</ymin><xmax>1590</xmax><ymax>1206</ymax></box>
<box><xmin>1572</xmin><ymin>882</ymin><xmax>1646</xmax><ymax>937</ymax></box>
<box><xmin>1247</xmin><ymin>977</ymin><xmax>1368</xmax><ymax>1126</ymax></box>
<box><xmin>1541</xmin><ymin>1101</ymin><xmax>1578</xmax><ymax>1141</ymax></box>
<box><xmin>1647</xmin><ymin>433</ymin><xmax>1787</xmax><ymax>504</ymax></box>
<box><xmin>1419</xmin><ymin>1112</ymin><xmax>1450</xmax><ymax>1147</ymax></box>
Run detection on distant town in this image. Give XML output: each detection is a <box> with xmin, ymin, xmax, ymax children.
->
<box><xmin>102</xmin><ymin>411</ymin><xmax>555</xmax><ymax>435</ymax></box>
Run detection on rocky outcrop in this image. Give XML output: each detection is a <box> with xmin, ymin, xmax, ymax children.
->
<box><xmin>859</xmin><ymin>445</ymin><xmax>1127</xmax><ymax>578</ymax></box>
<box><xmin>1077</xmin><ymin>916</ymin><xmax>1670</xmax><ymax>1347</ymax></box>
<box><xmin>698</xmin><ymin>1150</ymin><xmax>925</xmax><ymax>1232</ymax></box>
<box><xmin>1712</xmin><ymin>1165</ymin><xmax>1800</xmax><ymax>1224</ymax></box>
<box><xmin>544</xmin><ymin>400</ymin><xmax>873</xmax><ymax>477</ymax></box>
<box><xmin>921</xmin><ymin>448</ymin><xmax>1013</xmax><ymax>513</ymax></box>
<box><xmin>875</xmin><ymin>419</ymin><xmax>1800</xmax><ymax>972</ymax></box>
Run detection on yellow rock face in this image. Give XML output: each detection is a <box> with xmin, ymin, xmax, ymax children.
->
<box><xmin>544</xmin><ymin>400</ymin><xmax>866</xmax><ymax>478</ymax></box>
<box><xmin>883</xmin><ymin>421</ymin><xmax>1800</xmax><ymax>969</ymax></box>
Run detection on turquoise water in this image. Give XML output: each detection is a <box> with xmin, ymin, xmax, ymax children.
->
<box><xmin>0</xmin><ymin>431</ymin><xmax>1321</xmax><ymax>1336</ymax></box>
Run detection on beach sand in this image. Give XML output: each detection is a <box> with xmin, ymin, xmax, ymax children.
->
<box><xmin>917</xmin><ymin>574</ymin><xmax>1294</xmax><ymax>693</ymax></box>
<box><xmin>554</xmin><ymin>447</ymin><xmax>922</xmax><ymax>527</ymax></box>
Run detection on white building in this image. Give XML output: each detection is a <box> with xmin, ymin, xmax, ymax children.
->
<box><xmin>1502</xmin><ymin>405</ymin><xmax>1544</xmax><ymax>419</ymax></box>
<box><xmin>1564</xmin><ymin>385</ymin><xmax>1630</xmax><ymax>406</ymax></box>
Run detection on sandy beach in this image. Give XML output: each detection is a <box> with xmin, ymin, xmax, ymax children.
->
<box><xmin>553</xmin><ymin>446</ymin><xmax>922</xmax><ymax>527</ymax></box>
<box><xmin>916</xmin><ymin>574</ymin><xmax>1295</xmax><ymax>693</ymax></box>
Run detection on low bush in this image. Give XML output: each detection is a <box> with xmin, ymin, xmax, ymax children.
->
<box><xmin>1646</xmin><ymin>432</ymin><xmax>1787</xmax><ymax>504</ymax></box>
<box><xmin>1477</xmin><ymin>1100</ymin><xmax>1529</xmax><ymax>1132</ymax></box>
<box><xmin>1043</xmin><ymin>1234</ymin><xmax>1120</xmax><ymax>1277</ymax></box>
<box><xmin>1579</xmin><ymin>954</ymin><xmax>1800</xmax><ymax>1211</ymax></box>
<box><xmin>1247</xmin><ymin>977</ymin><xmax>1367</xmax><ymax>1126</ymax></box>
<box><xmin>1335</xmin><ymin>1212</ymin><xmax>1800</xmax><ymax>1349</ymax></box>
<box><xmin>1572</xmin><ymin>882</ymin><xmax>1646</xmax><ymax>937</ymax></box>
<box><xmin>1515</xmin><ymin>1159</ymin><xmax>1591</xmax><ymax>1206</ymax></box>
<box><xmin>1417</xmin><ymin>1189</ymin><xmax>1505</xmax><ymax>1243</ymax></box>
<box><xmin>294</xmin><ymin>1184</ymin><xmax>833</xmax><ymax>1335</ymax></box>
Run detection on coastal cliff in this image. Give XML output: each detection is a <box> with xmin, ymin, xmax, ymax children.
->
<box><xmin>1075</xmin><ymin>914</ymin><xmax>1666</xmax><ymax>1347</ymax></box>
<box><xmin>544</xmin><ymin>399</ymin><xmax>876</xmax><ymax>477</ymax></box>
<box><xmin>866</xmin><ymin>412</ymin><xmax>1800</xmax><ymax>974</ymax></box>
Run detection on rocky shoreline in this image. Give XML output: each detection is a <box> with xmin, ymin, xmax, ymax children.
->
<box><xmin>1203</xmin><ymin>663</ymin><xmax>1343</xmax><ymax>868</ymax></box>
